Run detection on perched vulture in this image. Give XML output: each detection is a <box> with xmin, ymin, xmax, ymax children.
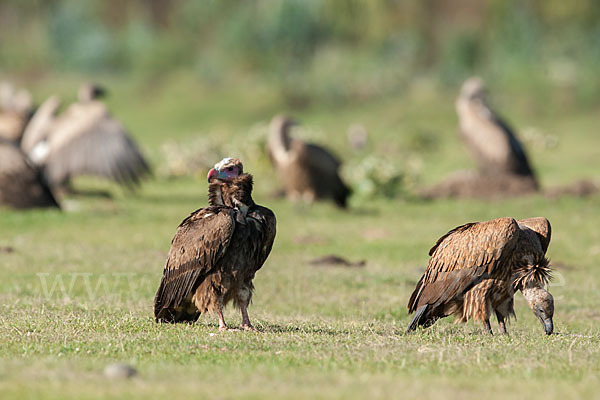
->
<box><xmin>154</xmin><ymin>158</ymin><xmax>276</xmax><ymax>330</ymax></box>
<box><xmin>456</xmin><ymin>77</ymin><xmax>538</xmax><ymax>185</ymax></box>
<box><xmin>407</xmin><ymin>217</ymin><xmax>554</xmax><ymax>335</ymax></box>
<box><xmin>20</xmin><ymin>83</ymin><xmax>150</xmax><ymax>190</ymax></box>
<box><xmin>0</xmin><ymin>138</ymin><xmax>59</xmax><ymax>209</ymax></box>
<box><xmin>267</xmin><ymin>115</ymin><xmax>351</xmax><ymax>208</ymax></box>
<box><xmin>0</xmin><ymin>81</ymin><xmax>33</xmax><ymax>142</ymax></box>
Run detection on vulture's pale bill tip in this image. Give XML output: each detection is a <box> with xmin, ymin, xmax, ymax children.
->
<box><xmin>207</xmin><ymin>157</ymin><xmax>243</xmax><ymax>183</ymax></box>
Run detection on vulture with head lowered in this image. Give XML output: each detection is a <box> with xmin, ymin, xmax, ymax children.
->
<box><xmin>20</xmin><ymin>83</ymin><xmax>150</xmax><ymax>192</ymax></box>
<box><xmin>267</xmin><ymin>115</ymin><xmax>351</xmax><ymax>208</ymax></box>
<box><xmin>407</xmin><ymin>217</ymin><xmax>554</xmax><ymax>335</ymax></box>
<box><xmin>154</xmin><ymin>158</ymin><xmax>276</xmax><ymax>330</ymax></box>
<box><xmin>0</xmin><ymin>138</ymin><xmax>59</xmax><ymax>209</ymax></box>
<box><xmin>456</xmin><ymin>77</ymin><xmax>538</xmax><ymax>186</ymax></box>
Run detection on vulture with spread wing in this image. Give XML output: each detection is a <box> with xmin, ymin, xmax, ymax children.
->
<box><xmin>154</xmin><ymin>158</ymin><xmax>276</xmax><ymax>330</ymax></box>
<box><xmin>407</xmin><ymin>217</ymin><xmax>554</xmax><ymax>335</ymax></box>
<box><xmin>456</xmin><ymin>77</ymin><xmax>537</xmax><ymax>184</ymax></box>
<box><xmin>267</xmin><ymin>115</ymin><xmax>351</xmax><ymax>208</ymax></box>
<box><xmin>0</xmin><ymin>139</ymin><xmax>59</xmax><ymax>209</ymax></box>
<box><xmin>20</xmin><ymin>83</ymin><xmax>150</xmax><ymax>191</ymax></box>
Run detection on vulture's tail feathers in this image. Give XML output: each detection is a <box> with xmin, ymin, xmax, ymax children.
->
<box><xmin>407</xmin><ymin>304</ymin><xmax>428</xmax><ymax>333</ymax></box>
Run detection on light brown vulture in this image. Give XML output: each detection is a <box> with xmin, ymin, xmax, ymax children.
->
<box><xmin>407</xmin><ymin>217</ymin><xmax>554</xmax><ymax>335</ymax></box>
<box><xmin>0</xmin><ymin>81</ymin><xmax>33</xmax><ymax>142</ymax></box>
<box><xmin>20</xmin><ymin>83</ymin><xmax>150</xmax><ymax>191</ymax></box>
<box><xmin>154</xmin><ymin>158</ymin><xmax>276</xmax><ymax>330</ymax></box>
<box><xmin>267</xmin><ymin>115</ymin><xmax>351</xmax><ymax>208</ymax></box>
<box><xmin>0</xmin><ymin>138</ymin><xmax>59</xmax><ymax>209</ymax></box>
<box><xmin>456</xmin><ymin>77</ymin><xmax>538</xmax><ymax>186</ymax></box>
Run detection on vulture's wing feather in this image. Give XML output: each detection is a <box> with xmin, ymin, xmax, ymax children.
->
<box><xmin>44</xmin><ymin>107</ymin><xmax>150</xmax><ymax>187</ymax></box>
<box><xmin>517</xmin><ymin>217</ymin><xmax>551</xmax><ymax>254</ymax></box>
<box><xmin>408</xmin><ymin>217</ymin><xmax>520</xmax><ymax>312</ymax></box>
<box><xmin>491</xmin><ymin>114</ymin><xmax>535</xmax><ymax>176</ymax></box>
<box><xmin>154</xmin><ymin>207</ymin><xmax>236</xmax><ymax>320</ymax></box>
<box><xmin>248</xmin><ymin>205</ymin><xmax>277</xmax><ymax>271</ymax></box>
<box><xmin>301</xmin><ymin>142</ymin><xmax>341</xmax><ymax>171</ymax></box>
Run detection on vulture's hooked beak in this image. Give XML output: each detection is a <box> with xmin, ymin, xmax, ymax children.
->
<box><xmin>207</xmin><ymin>168</ymin><xmax>217</xmax><ymax>183</ymax></box>
<box><xmin>541</xmin><ymin>317</ymin><xmax>554</xmax><ymax>335</ymax></box>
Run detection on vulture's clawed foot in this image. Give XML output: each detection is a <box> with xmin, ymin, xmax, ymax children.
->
<box><xmin>240</xmin><ymin>323</ymin><xmax>257</xmax><ymax>332</ymax></box>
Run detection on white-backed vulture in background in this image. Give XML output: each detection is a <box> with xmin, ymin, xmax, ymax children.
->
<box><xmin>456</xmin><ymin>77</ymin><xmax>537</xmax><ymax>184</ymax></box>
<box><xmin>21</xmin><ymin>83</ymin><xmax>150</xmax><ymax>191</ymax></box>
<box><xmin>267</xmin><ymin>115</ymin><xmax>351</xmax><ymax>208</ymax></box>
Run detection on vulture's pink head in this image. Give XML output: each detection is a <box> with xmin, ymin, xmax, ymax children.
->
<box><xmin>207</xmin><ymin>157</ymin><xmax>244</xmax><ymax>183</ymax></box>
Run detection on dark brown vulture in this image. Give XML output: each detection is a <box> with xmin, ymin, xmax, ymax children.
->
<box><xmin>20</xmin><ymin>83</ymin><xmax>150</xmax><ymax>191</ymax></box>
<box><xmin>407</xmin><ymin>217</ymin><xmax>554</xmax><ymax>335</ymax></box>
<box><xmin>154</xmin><ymin>158</ymin><xmax>276</xmax><ymax>330</ymax></box>
<box><xmin>456</xmin><ymin>77</ymin><xmax>538</xmax><ymax>185</ymax></box>
<box><xmin>0</xmin><ymin>138</ymin><xmax>59</xmax><ymax>209</ymax></box>
<box><xmin>267</xmin><ymin>114</ymin><xmax>351</xmax><ymax>208</ymax></box>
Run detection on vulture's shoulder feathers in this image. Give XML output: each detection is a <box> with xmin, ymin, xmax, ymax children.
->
<box><xmin>248</xmin><ymin>204</ymin><xmax>277</xmax><ymax>269</ymax></box>
<box><xmin>517</xmin><ymin>217</ymin><xmax>551</xmax><ymax>253</ymax></box>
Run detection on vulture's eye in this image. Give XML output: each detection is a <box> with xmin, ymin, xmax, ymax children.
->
<box><xmin>227</xmin><ymin>167</ymin><xmax>234</xmax><ymax>172</ymax></box>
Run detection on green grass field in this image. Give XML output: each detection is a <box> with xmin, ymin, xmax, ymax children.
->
<box><xmin>1</xmin><ymin>75</ymin><xmax>599</xmax><ymax>399</ymax></box>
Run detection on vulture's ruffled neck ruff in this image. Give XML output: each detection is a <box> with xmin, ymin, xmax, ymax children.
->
<box><xmin>208</xmin><ymin>173</ymin><xmax>255</xmax><ymax>215</ymax></box>
<box><xmin>512</xmin><ymin>257</ymin><xmax>552</xmax><ymax>291</ymax></box>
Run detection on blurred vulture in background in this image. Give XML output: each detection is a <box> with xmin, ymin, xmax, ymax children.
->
<box><xmin>0</xmin><ymin>81</ymin><xmax>33</xmax><ymax>142</ymax></box>
<box><xmin>421</xmin><ymin>77</ymin><xmax>539</xmax><ymax>199</ymax></box>
<box><xmin>20</xmin><ymin>83</ymin><xmax>150</xmax><ymax>193</ymax></box>
<box><xmin>456</xmin><ymin>77</ymin><xmax>538</xmax><ymax>185</ymax></box>
<box><xmin>0</xmin><ymin>138</ymin><xmax>59</xmax><ymax>209</ymax></box>
<box><xmin>407</xmin><ymin>217</ymin><xmax>554</xmax><ymax>335</ymax></box>
<box><xmin>267</xmin><ymin>115</ymin><xmax>351</xmax><ymax>208</ymax></box>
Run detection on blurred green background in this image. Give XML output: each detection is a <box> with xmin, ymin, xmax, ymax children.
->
<box><xmin>2</xmin><ymin>0</ymin><xmax>600</xmax><ymax>106</ymax></box>
<box><xmin>3</xmin><ymin>0</ymin><xmax>599</xmax><ymax>198</ymax></box>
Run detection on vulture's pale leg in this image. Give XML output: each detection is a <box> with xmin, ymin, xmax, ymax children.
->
<box><xmin>483</xmin><ymin>319</ymin><xmax>493</xmax><ymax>335</ymax></box>
<box><xmin>217</xmin><ymin>304</ymin><xmax>228</xmax><ymax>331</ymax></box>
<box><xmin>495</xmin><ymin>311</ymin><xmax>507</xmax><ymax>335</ymax></box>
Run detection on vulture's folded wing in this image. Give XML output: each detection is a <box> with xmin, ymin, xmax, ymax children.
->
<box><xmin>154</xmin><ymin>207</ymin><xmax>236</xmax><ymax>320</ymax></box>
<box><xmin>408</xmin><ymin>217</ymin><xmax>520</xmax><ymax>312</ymax></box>
<box><xmin>248</xmin><ymin>205</ymin><xmax>277</xmax><ymax>271</ymax></box>
<box><xmin>517</xmin><ymin>217</ymin><xmax>551</xmax><ymax>254</ymax></box>
<box><xmin>301</xmin><ymin>142</ymin><xmax>342</xmax><ymax>171</ymax></box>
<box><xmin>491</xmin><ymin>114</ymin><xmax>535</xmax><ymax>176</ymax></box>
<box><xmin>44</xmin><ymin>109</ymin><xmax>150</xmax><ymax>187</ymax></box>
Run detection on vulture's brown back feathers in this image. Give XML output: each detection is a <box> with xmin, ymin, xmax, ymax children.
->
<box><xmin>407</xmin><ymin>217</ymin><xmax>520</xmax><ymax>328</ymax></box>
